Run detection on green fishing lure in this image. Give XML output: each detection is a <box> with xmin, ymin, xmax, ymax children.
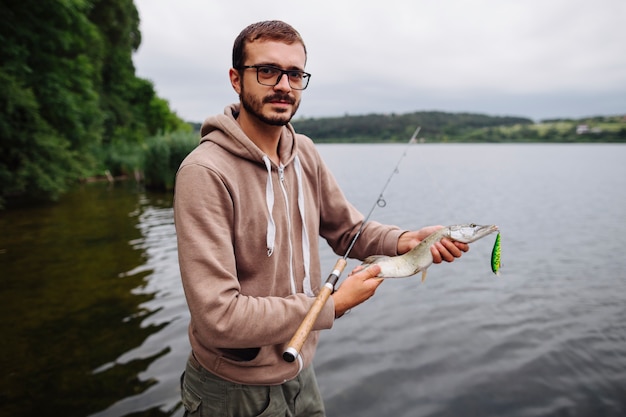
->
<box><xmin>491</xmin><ymin>232</ymin><xmax>501</xmax><ymax>276</ymax></box>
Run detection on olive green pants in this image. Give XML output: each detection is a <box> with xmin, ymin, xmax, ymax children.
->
<box><xmin>180</xmin><ymin>354</ymin><xmax>326</xmax><ymax>417</ymax></box>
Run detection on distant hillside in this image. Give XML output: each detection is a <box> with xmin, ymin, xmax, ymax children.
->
<box><xmin>291</xmin><ymin>111</ymin><xmax>533</xmax><ymax>143</ymax></box>
<box><xmin>290</xmin><ymin>111</ymin><xmax>626</xmax><ymax>143</ymax></box>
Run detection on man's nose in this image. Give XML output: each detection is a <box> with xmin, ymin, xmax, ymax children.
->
<box><xmin>273</xmin><ymin>73</ymin><xmax>292</xmax><ymax>91</ymax></box>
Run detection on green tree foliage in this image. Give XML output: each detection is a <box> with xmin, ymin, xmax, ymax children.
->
<box><xmin>0</xmin><ymin>0</ymin><xmax>101</xmax><ymax>206</ymax></box>
<box><xmin>0</xmin><ymin>71</ymin><xmax>83</xmax><ymax>203</ymax></box>
<box><xmin>89</xmin><ymin>0</ymin><xmax>188</xmax><ymax>144</ymax></box>
<box><xmin>0</xmin><ymin>0</ymin><xmax>188</xmax><ymax>208</ymax></box>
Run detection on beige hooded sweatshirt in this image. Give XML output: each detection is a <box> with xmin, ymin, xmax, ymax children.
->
<box><xmin>174</xmin><ymin>104</ymin><xmax>404</xmax><ymax>385</ymax></box>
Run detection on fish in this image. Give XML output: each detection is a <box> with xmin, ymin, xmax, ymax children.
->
<box><xmin>491</xmin><ymin>232</ymin><xmax>502</xmax><ymax>276</ymax></box>
<box><xmin>361</xmin><ymin>223</ymin><xmax>498</xmax><ymax>281</ymax></box>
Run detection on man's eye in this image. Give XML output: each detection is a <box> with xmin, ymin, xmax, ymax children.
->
<box><xmin>259</xmin><ymin>67</ymin><xmax>278</xmax><ymax>75</ymax></box>
<box><xmin>288</xmin><ymin>71</ymin><xmax>303</xmax><ymax>79</ymax></box>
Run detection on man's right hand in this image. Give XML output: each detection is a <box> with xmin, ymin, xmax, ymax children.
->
<box><xmin>331</xmin><ymin>264</ymin><xmax>383</xmax><ymax>318</ymax></box>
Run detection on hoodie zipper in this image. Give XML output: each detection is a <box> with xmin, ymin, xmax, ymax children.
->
<box><xmin>278</xmin><ymin>165</ymin><xmax>297</xmax><ymax>295</ymax></box>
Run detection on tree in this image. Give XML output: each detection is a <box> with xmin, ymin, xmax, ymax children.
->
<box><xmin>0</xmin><ymin>0</ymin><xmax>187</xmax><ymax>207</ymax></box>
<box><xmin>0</xmin><ymin>0</ymin><xmax>102</xmax><ymax>206</ymax></box>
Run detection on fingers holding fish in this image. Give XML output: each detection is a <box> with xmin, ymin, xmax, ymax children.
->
<box><xmin>431</xmin><ymin>238</ymin><xmax>467</xmax><ymax>263</ymax></box>
<box><xmin>454</xmin><ymin>241</ymin><xmax>470</xmax><ymax>253</ymax></box>
<box><xmin>332</xmin><ymin>264</ymin><xmax>383</xmax><ymax>317</ymax></box>
<box><xmin>396</xmin><ymin>225</ymin><xmax>443</xmax><ymax>254</ymax></box>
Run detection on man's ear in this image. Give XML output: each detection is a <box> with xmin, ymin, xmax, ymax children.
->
<box><xmin>229</xmin><ymin>68</ymin><xmax>242</xmax><ymax>95</ymax></box>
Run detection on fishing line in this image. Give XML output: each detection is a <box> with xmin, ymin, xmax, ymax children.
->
<box><xmin>342</xmin><ymin>126</ymin><xmax>421</xmax><ymax>259</ymax></box>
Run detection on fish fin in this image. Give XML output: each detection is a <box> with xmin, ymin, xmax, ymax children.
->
<box><xmin>421</xmin><ymin>270</ymin><xmax>428</xmax><ymax>282</ymax></box>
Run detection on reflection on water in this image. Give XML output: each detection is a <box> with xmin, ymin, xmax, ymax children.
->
<box><xmin>88</xmin><ymin>194</ymin><xmax>190</xmax><ymax>417</ymax></box>
<box><xmin>1</xmin><ymin>145</ymin><xmax>626</xmax><ymax>417</ymax></box>
<box><xmin>0</xmin><ymin>182</ymin><xmax>185</xmax><ymax>417</ymax></box>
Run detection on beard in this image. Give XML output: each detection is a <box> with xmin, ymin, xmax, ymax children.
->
<box><xmin>240</xmin><ymin>86</ymin><xmax>300</xmax><ymax>127</ymax></box>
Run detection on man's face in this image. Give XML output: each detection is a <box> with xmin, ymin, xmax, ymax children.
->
<box><xmin>234</xmin><ymin>40</ymin><xmax>306</xmax><ymax>126</ymax></box>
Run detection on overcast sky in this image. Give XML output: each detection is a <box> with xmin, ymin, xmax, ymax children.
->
<box><xmin>133</xmin><ymin>0</ymin><xmax>626</xmax><ymax>123</ymax></box>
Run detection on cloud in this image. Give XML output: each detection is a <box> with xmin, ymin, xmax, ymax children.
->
<box><xmin>134</xmin><ymin>0</ymin><xmax>626</xmax><ymax>122</ymax></box>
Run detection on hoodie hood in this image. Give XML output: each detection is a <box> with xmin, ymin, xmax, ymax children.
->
<box><xmin>199</xmin><ymin>103</ymin><xmax>299</xmax><ymax>166</ymax></box>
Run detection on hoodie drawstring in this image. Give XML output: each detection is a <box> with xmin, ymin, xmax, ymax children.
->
<box><xmin>262</xmin><ymin>155</ymin><xmax>313</xmax><ymax>297</ymax></box>
<box><xmin>263</xmin><ymin>156</ymin><xmax>276</xmax><ymax>257</ymax></box>
<box><xmin>294</xmin><ymin>156</ymin><xmax>313</xmax><ymax>297</ymax></box>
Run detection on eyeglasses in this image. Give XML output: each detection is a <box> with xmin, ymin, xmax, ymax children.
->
<box><xmin>239</xmin><ymin>65</ymin><xmax>311</xmax><ymax>90</ymax></box>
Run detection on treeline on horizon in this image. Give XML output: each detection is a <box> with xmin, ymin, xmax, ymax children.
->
<box><xmin>289</xmin><ymin>112</ymin><xmax>626</xmax><ymax>143</ymax></box>
<box><xmin>292</xmin><ymin>112</ymin><xmax>531</xmax><ymax>142</ymax></box>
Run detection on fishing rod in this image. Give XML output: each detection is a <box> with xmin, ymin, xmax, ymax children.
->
<box><xmin>283</xmin><ymin>126</ymin><xmax>421</xmax><ymax>363</ymax></box>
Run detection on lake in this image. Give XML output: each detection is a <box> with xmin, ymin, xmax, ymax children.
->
<box><xmin>1</xmin><ymin>144</ymin><xmax>625</xmax><ymax>417</ymax></box>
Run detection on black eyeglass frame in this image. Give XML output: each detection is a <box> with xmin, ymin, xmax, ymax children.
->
<box><xmin>239</xmin><ymin>65</ymin><xmax>312</xmax><ymax>90</ymax></box>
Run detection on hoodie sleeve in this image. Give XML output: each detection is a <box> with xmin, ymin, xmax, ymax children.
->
<box><xmin>174</xmin><ymin>162</ymin><xmax>335</xmax><ymax>350</ymax></box>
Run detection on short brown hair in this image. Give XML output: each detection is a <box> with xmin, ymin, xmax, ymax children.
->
<box><xmin>232</xmin><ymin>20</ymin><xmax>307</xmax><ymax>69</ymax></box>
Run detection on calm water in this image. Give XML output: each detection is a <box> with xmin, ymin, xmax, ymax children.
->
<box><xmin>1</xmin><ymin>144</ymin><xmax>625</xmax><ymax>417</ymax></box>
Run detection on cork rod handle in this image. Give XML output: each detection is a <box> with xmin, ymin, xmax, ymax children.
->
<box><xmin>283</xmin><ymin>258</ymin><xmax>347</xmax><ymax>362</ymax></box>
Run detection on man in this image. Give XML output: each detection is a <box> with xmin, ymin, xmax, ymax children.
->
<box><xmin>174</xmin><ymin>20</ymin><xmax>468</xmax><ymax>416</ymax></box>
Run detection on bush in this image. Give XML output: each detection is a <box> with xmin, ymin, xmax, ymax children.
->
<box><xmin>143</xmin><ymin>131</ymin><xmax>198</xmax><ymax>190</ymax></box>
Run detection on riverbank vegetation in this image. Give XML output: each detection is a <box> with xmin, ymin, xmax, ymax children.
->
<box><xmin>0</xmin><ymin>0</ymin><xmax>189</xmax><ymax>208</ymax></box>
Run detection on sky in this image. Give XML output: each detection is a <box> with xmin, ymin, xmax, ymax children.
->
<box><xmin>133</xmin><ymin>0</ymin><xmax>626</xmax><ymax>123</ymax></box>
